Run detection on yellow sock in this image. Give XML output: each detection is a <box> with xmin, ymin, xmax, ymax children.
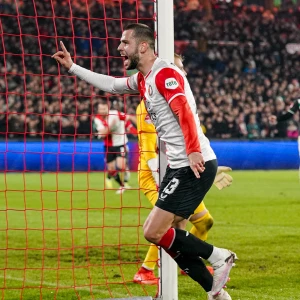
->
<box><xmin>189</xmin><ymin>212</ymin><xmax>214</xmax><ymax>241</ymax></box>
<box><xmin>139</xmin><ymin>191</ymin><xmax>159</xmax><ymax>270</ymax></box>
<box><xmin>142</xmin><ymin>243</ymin><xmax>159</xmax><ymax>270</ymax></box>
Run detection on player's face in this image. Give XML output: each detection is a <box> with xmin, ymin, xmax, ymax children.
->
<box><xmin>98</xmin><ymin>104</ymin><xmax>109</xmax><ymax>116</ymax></box>
<box><xmin>174</xmin><ymin>57</ymin><xmax>187</xmax><ymax>76</ymax></box>
<box><xmin>118</xmin><ymin>30</ymin><xmax>139</xmax><ymax>70</ymax></box>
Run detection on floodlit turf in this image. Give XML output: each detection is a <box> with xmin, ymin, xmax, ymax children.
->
<box><xmin>0</xmin><ymin>170</ymin><xmax>299</xmax><ymax>300</ymax></box>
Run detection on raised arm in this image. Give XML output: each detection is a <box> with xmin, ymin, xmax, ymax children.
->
<box><xmin>52</xmin><ymin>41</ymin><xmax>139</xmax><ymax>95</ymax></box>
<box><xmin>277</xmin><ymin>99</ymin><xmax>300</xmax><ymax>122</ymax></box>
<box><xmin>269</xmin><ymin>99</ymin><xmax>300</xmax><ymax>124</ymax></box>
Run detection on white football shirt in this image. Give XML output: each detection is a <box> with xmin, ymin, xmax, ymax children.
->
<box><xmin>94</xmin><ymin>110</ymin><xmax>128</xmax><ymax>147</ymax></box>
<box><xmin>127</xmin><ymin>58</ymin><xmax>216</xmax><ymax>168</ymax></box>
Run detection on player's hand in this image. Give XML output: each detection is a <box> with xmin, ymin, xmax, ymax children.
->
<box><xmin>214</xmin><ymin>166</ymin><xmax>233</xmax><ymax>190</ymax></box>
<box><xmin>152</xmin><ymin>170</ymin><xmax>160</xmax><ymax>187</ymax></box>
<box><xmin>269</xmin><ymin>115</ymin><xmax>277</xmax><ymax>125</ymax></box>
<box><xmin>52</xmin><ymin>41</ymin><xmax>73</xmax><ymax>70</ymax></box>
<box><xmin>188</xmin><ymin>152</ymin><xmax>205</xmax><ymax>178</ymax></box>
<box><xmin>147</xmin><ymin>157</ymin><xmax>159</xmax><ymax>186</ymax></box>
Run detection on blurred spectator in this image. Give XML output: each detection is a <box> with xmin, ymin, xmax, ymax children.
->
<box><xmin>247</xmin><ymin>114</ymin><xmax>261</xmax><ymax>139</ymax></box>
<box><xmin>237</xmin><ymin>113</ymin><xmax>248</xmax><ymax>138</ymax></box>
<box><xmin>286</xmin><ymin>119</ymin><xmax>299</xmax><ymax>139</ymax></box>
<box><xmin>1</xmin><ymin>0</ymin><xmax>300</xmax><ymax>140</ymax></box>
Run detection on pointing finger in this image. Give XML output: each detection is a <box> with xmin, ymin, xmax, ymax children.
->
<box><xmin>60</xmin><ymin>41</ymin><xmax>68</xmax><ymax>53</ymax></box>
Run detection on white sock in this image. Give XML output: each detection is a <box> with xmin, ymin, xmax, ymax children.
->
<box><xmin>207</xmin><ymin>247</ymin><xmax>225</xmax><ymax>265</ymax></box>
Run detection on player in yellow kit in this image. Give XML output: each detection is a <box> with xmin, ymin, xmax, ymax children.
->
<box><xmin>133</xmin><ymin>54</ymin><xmax>233</xmax><ymax>285</ymax></box>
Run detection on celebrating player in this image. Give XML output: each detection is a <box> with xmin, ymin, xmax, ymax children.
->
<box><xmin>133</xmin><ymin>53</ymin><xmax>233</xmax><ymax>285</ymax></box>
<box><xmin>93</xmin><ymin>101</ymin><xmax>130</xmax><ymax>194</ymax></box>
<box><xmin>52</xmin><ymin>23</ymin><xmax>237</xmax><ymax>299</ymax></box>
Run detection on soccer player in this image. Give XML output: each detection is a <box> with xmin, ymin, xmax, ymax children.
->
<box><xmin>52</xmin><ymin>24</ymin><xmax>237</xmax><ymax>299</ymax></box>
<box><xmin>269</xmin><ymin>98</ymin><xmax>300</xmax><ymax>176</ymax></box>
<box><xmin>93</xmin><ymin>101</ymin><xmax>130</xmax><ymax>194</ymax></box>
<box><xmin>133</xmin><ymin>53</ymin><xmax>233</xmax><ymax>285</ymax></box>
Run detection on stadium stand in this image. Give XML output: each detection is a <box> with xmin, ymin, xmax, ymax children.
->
<box><xmin>1</xmin><ymin>0</ymin><xmax>299</xmax><ymax>139</ymax></box>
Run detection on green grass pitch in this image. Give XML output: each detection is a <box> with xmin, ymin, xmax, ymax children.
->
<box><xmin>0</xmin><ymin>170</ymin><xmax>299</xmax><ymax>300</ymax></box>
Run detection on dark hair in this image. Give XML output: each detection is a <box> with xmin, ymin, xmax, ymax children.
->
<box><xmin>125</xmin><ymin>23</ymin><xmax>155</xmax><ymax>50</ymax></box>
<box><xmin>98</xmin><ymin>100</ymin><xmax>108</xmax><ymax>105</ymax></box>
<box><xmin>98</xmin><ymin>99</ymin><xmax>110</xmax><ymax>108</ymax></box>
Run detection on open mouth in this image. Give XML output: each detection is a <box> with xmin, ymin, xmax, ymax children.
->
<box><xmin>122</xmin><ymin>55</ymin><xmax>129</xmax><ymax>67</ymax></box>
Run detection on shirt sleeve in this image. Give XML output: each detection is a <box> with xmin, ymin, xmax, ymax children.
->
<box><xmin>169</xmin><ymin>95</ymin><xmax>201</xmax><ymax>154</ymax></box>
<box><xmin>118</xmin><ymin>111</ymin><xmax>126</xmax><ymax>121</ymax></box>
<box><xmin>155</xmin><ymin>68</ymin><xmax>200</xmax><ymax>155</ymax></box>
<box><xmin>277</xmin><ymin>99</ymin><xmax>300</xmax><ymax>122</ymax></box>
<box><xmin>69</xmin><ymin>63</ymin><xmax>139</xmax><ymax>94</ymax></box>
<box><xmin>288</xmin><ymin>99</ymin><xmax>300</xmax><ymax>114</ymax></box>
<box><xmin>125</xmin><ymin>120</ymin><xmax>138</xmax><ymax>135</ymax></box>
<box><xmin>155</xmin><ymin>68</ymin><xmax>185</xmax><ymax>104</ymax></box>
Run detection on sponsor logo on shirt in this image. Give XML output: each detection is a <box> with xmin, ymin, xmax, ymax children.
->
<box><xmin>165</xmin><ymin>78</ymin><xmax>179</xmax><ymax>89</ymax></box>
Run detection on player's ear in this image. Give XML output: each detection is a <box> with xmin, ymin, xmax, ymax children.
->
<box><xmin>140</xmin><ymin>42</ymin><xmax>147</xmax><ymax>53</ymax></box>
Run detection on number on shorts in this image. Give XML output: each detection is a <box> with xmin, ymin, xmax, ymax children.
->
<box><xmin>162</xmin><ymin>178</ymin><xmax>180</xmax><ymax>195</ymax></box>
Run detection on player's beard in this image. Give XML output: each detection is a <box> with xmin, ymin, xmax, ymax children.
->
<box><xmin>127</xmin><ymin>51</ymin><xmax>139</xmax><ymax>70</ymax></box>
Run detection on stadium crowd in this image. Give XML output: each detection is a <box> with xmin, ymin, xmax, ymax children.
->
<box><xmin>0</xmin><ymin>0</ymin><xmax>299</xmax><ymax>139</ymax></box>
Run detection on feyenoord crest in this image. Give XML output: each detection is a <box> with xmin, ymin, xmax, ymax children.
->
<box><xmin>148</xmin><ymin>85</ymin><xmax>153</xmax><ymax>96</ymax></box>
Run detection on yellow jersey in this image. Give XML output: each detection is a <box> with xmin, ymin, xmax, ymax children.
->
<box><xmin>136</xmin><ymin>101</ymin><xmax>157</xmax><ymax>196</ymax></box>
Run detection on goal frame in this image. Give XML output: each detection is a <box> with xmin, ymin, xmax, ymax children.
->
<box><xmin>155</xmin><ymin>1</ymin><xmax>178</xmax><ymax>300</ymax></box>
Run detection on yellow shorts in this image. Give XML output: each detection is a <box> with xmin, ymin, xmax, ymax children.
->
<box><xmin>138</xmin><ymin>158</ymin><xmax>157</xmax><ymax>196</ymax></box>
<box><xmin>194</xmin><ymin>201</ymin><xmax>207</xmax><ymax>215</ymax></box>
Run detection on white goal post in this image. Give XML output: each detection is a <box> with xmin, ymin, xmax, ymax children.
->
<box><xmin>155</xmin><ymin>1</ymin><xmax>178</xmax><ymax>300</ymax></box>
<box><xmin>111</xmin><ymin>1</ymin><xmax>178</xmax><ymax>299</ymax></box>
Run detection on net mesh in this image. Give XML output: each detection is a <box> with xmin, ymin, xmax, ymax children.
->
<box><xmin>0</xmin><ymin>0</ymin><xmax>157</xmax><ymax>299</ymax></box>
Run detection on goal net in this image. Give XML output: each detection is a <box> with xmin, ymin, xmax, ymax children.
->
<box><xmin>0</xmin><ymin>0</ymin><xmax>173</xmax><ymax>299</ymax></box>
